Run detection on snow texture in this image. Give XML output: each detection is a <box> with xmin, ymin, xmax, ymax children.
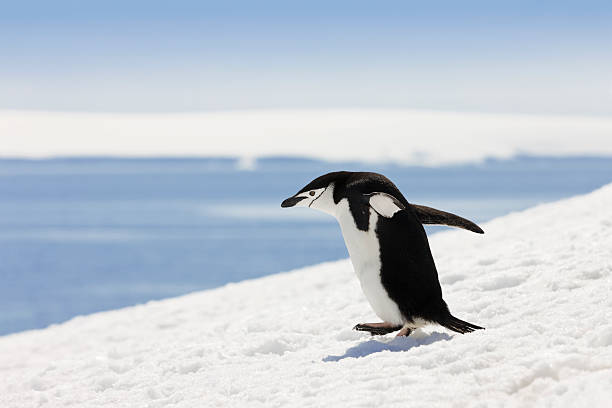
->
<box><xmin>1</xmin><ymin>184</ymin><xmax>612</xmax><ymax>407</ymax></box>
<box><xmin>2</xmin><ymin>109</ymin><xmax>612</xmax><ymax>165</ymax></box>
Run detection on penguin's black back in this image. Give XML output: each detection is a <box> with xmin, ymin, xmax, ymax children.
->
<box><xmin>375</xmin><ymin>206</ymin><xmax>450</xmax><ymax>324</ymax></box>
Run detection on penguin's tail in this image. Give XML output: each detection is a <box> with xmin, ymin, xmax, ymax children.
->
<box><xmin>439</xmin><ymin>314</ymin><xmax>484</xmax><ymax>334</ymax></box>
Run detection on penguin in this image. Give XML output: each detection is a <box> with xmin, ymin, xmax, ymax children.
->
<box><xmin>281</xmin><ymin>171</ymin><xmax>484</xmax><ymax>336</ymax></box>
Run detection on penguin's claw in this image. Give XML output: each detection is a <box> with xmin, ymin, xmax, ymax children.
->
<box><xmin>353</xmin><ymin>323</ymin><xmax>402</xmax><ymax>336</ymax></box>
<box><xmin>395</xmin><ymin>326</ymin><xmax>413</xmax><ymax>337</ymax></box>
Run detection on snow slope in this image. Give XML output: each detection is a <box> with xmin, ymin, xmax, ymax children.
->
<box><xmin>2</xmin><ymin>109</ymin><xmax>612</xmax><ymax>165</ymax></box>
<box><xmin>1</xmin><ymin>185</ymin><xmax>612</xmax><ymax>407</ymax></box>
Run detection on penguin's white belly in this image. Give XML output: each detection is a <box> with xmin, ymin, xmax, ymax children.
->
<box><xmin>336</xmin><ymin>201</ymin><xmax>404</xmax><ymax>325</ymax></box>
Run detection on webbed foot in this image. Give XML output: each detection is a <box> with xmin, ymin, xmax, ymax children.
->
<box><xmin>353</xmin><ymin>322</ymin><xmax>402</xmax><ymax>336</ymax></box>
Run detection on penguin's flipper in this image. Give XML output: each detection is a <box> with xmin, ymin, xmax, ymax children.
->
<box><xmin>411</xmin><ymin>204</ymin><xmax>484</xmax><ymax>234</ymax></box>
<box><xmin>367</xmin><ymin>192</ymin><xmax>484</xmax><ymax>234</ymax></box>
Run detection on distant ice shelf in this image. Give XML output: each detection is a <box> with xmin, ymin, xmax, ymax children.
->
<box><xmin>2</xmin><ymin>109</ymin><xmax>612</xmax><ymax>165</ymax></box>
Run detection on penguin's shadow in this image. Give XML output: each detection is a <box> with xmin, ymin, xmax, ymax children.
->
<box><xmin>323</xmin><ymin>331</ymin><xmax>452</xmax><ymax>362</ymax></box>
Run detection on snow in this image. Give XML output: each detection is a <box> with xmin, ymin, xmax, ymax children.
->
<box><xmin>2</xmin><ymin>109</ymin><xmax>612</xmax><ymax>165</ymax></box>
<box><xmin>1</xmin><ymin>185</ymin><xmax>612</xmax><ymax>407</ymax></box>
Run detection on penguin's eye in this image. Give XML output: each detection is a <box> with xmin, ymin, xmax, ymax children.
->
<box><xmin>309</xmin><ymin>190</ymin><xmax>316</xmax><ymax>196</ymax></box>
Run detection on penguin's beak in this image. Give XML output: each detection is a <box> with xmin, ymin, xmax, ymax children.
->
<box><xmin>281</xmin><ymin>196</ymin><xmax>306</xmax><ymax>208</ymax></box>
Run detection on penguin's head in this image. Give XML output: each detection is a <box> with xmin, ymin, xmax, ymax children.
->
<box><xmin>282</xmin><ymin>171</ymin><xmax>409</xmax><ymax>216</ymax></box>
<box><xmin>281</xmin><ymin>171</ymin><xmax>353</xmax><ymax>216</ymax></box>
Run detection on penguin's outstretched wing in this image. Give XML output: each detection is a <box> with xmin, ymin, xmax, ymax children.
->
<box><xmin>410</xmin><ymin>204</ymin><xmax>484</xmax><ymax>234</ymax></box>
<box><xmin>367</xmin><ymin>192</ymin><xmax>484</xmax><ymax>234</ymax></box>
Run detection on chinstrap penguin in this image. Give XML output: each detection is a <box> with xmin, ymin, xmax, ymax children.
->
<box><xmin>281</xmin><ymin>171</ymin><xmax>484</xmax><ymax>337</ymax></box>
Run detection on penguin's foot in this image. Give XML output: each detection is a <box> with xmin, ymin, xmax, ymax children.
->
<box><xmin>395</xmin><ymin>326</ymin><xmax>413</xmax><ymax>337</ymax></box>
<box><xmin>353</xmin><ymin>322</ymin><xmax>402</xmax><ymax>336</ymax></box>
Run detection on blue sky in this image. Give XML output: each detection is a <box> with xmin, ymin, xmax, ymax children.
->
<box><xmin>1</xmin><ymin>0</ymin><xmax>611</xmax><ymax>115</ymax></box>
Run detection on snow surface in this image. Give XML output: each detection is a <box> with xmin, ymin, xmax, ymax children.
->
<box><xmin>2</xmin><ymin>109</ymin><xmax>612</xmax><ymax>165</ymax></box>
<box><xmin>1</xmin><ymin>184</ymin><xmax>612</xmax><ymax>407</ymax></box>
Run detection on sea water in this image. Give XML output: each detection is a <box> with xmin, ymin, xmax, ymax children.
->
<box><xmin>1</xmin><ymin>156</ymin><xmax>611</xmax><ymax>335</ymax></box>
